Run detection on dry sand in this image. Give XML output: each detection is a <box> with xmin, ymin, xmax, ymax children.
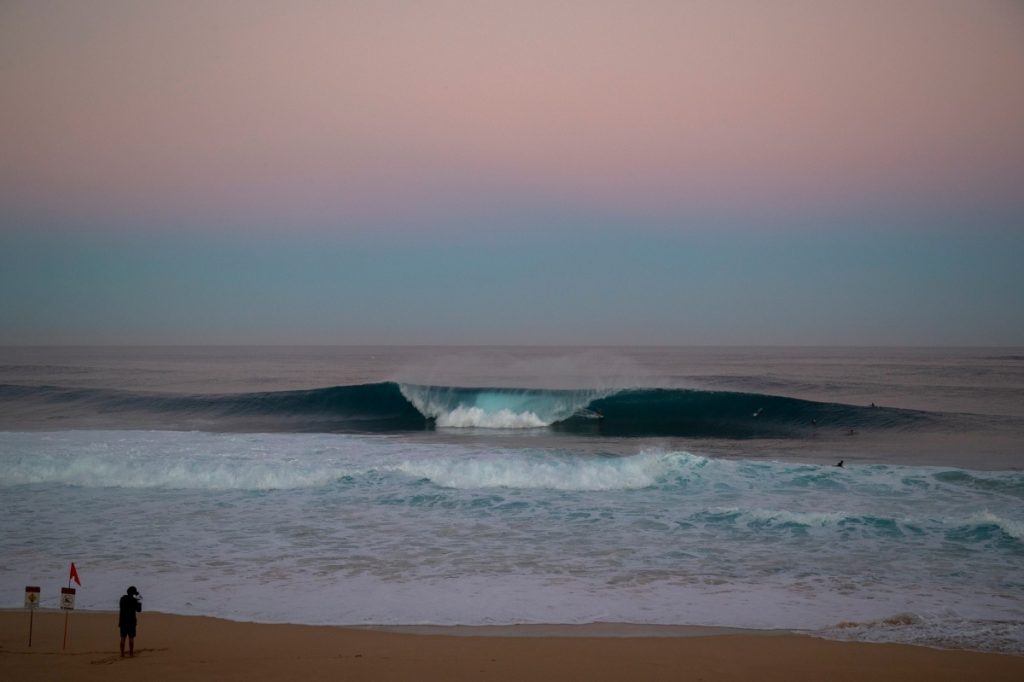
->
<box><xmin>2</xmin><ymin>610</ymin><xmax>1022</xmax><ymax>681</ymax></box>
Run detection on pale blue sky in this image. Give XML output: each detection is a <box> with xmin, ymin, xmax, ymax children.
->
<box><xmin>3</xmin><ymin>208</ymin><xmax>1022</xmax><ymax>345</ymax></box>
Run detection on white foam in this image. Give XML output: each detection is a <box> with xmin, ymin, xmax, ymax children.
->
<box><xmin>3</xmin><ymin>430</ymin><xmax>1022</xmax><ymax>654</ymax></box>
<box><xmin>391</xmin><ymin>450</ymin><xmax>681</xmax><ymax>491</ymax></box>
<box><xmin>435</xmin><ymin>406</ymin><xmax>548</xmax><ymax>429</ymax></box>
<box><xmin>0</xmin><ymin>430</ymin><xmax>360</xmax><ymax>490</ymax></box>
<box><xmin>735</xmin><ymin>508</ymin><xmax>850</xmax><ymax>527</ymax></box>
<box><xmin>820</xmin><ymin>612</ymin><xmax>1024</xmax><ymax>654</ymax></box>
<box><xmin>970</xmin><ymin>511</ymin><xmax>1024</xmax><ymax>540</ymax></box>
<box><xmin>399</xmin><ymin>384</ymin><xmax>605</xmax><ymax>429</ymax></box>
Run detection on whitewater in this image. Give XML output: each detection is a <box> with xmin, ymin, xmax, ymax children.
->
<box><xmin>1</xmin><ymin>346</ymin><xmax>1022</xmax><ymax>653</ymax></box>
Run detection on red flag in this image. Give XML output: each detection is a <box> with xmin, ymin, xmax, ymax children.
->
<box><xmin>69</xmin><ymin>562</ymin><xmax>81</xmax><ymax>587</ymax></box>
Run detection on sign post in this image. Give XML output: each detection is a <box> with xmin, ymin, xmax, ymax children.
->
<box><xmin>24</xmin><ymin>586</ymin><xmax>40</xmax><ymax>647</ymax></box>
<box><xmin>60</xmin><ymin>587</ymin><xmax>76</xmax><ymax>651</ymax></box>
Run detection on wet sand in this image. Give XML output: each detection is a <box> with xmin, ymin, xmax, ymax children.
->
<box><xmin>2</xmin><ymin>610</ymin><xmax>1022</xmax><ymax>681</ymax></box>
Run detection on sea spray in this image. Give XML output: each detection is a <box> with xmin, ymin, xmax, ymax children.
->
<box><xmin>399</xmin><ymin>384</ymin><xmax>606</xmax><ymax>428</ymax></box>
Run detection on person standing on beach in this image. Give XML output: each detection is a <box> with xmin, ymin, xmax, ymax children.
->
<box><xmin>118</xmin><ymin>586</ymin><xmax>142</xmax><ymax>657</ymax></box>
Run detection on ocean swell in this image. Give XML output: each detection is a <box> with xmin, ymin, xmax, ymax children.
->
<box><xmin>0</xmin><ymin>381</ymin><xmax>934</xmax><ymax>438</ymax></box>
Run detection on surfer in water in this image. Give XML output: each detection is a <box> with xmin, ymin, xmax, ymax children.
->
<box><xmin>835</xmin><ymin>460</ymin><xmax>844</xmax><ymax>467</ymax></box>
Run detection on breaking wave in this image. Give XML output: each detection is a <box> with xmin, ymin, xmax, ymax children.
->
<box><xmin>0</xmin><ymin>381</ymin><xmax>934</xmax><ymax>438</ymax></box>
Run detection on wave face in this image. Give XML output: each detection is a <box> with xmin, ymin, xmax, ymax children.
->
<box><xmin>570</xmin><ymin>387</ymin><xmax>929</xmax><ymax>437</ymax></box>
<box><xmin>0</xmin><ymin>382</ymin><xmax>933</xmax><ymax>437</ymax></box>
<box><xmin>0</xmin><ymin>382</ymin><xmax>427</xmax><ymax>432</ymax></box>
<box><xmin>1</xmin><ymin>430</ymin><xmax>1022</xmax><ymax>652</ymax></box>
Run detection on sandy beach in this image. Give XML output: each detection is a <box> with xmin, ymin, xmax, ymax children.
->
<box><xmin>2</xmin><ymin>610</ymin><xmax>1022</xmax><ymax>681</ymax></box>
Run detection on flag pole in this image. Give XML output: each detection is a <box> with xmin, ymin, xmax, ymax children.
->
<box><xmin>63</xmin><ymin>565</ymin><xmax>74</xmax><ymax>651</ymax></box>
<box><xmin>63</xmin><ymin>569</ymin><xmax>70</xmax><ymax>650</ymax></box>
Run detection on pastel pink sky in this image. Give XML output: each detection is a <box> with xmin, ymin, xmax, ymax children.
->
<box><xmin>2</xmin><ymin>1</ymin><xmax>1023</xmax><ymax>230</ymax></box>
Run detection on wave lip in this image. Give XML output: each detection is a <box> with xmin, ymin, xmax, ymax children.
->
<box><xmin>956</xmin><ymin>512</ymin><xmax>1024</xmax><ymax>542</ymax></box>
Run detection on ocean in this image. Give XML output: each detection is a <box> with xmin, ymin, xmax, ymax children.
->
<box><xmin>1</xmin><ymin>346</ymin><xmax>1022</xmax><ymax>652</ymax></box>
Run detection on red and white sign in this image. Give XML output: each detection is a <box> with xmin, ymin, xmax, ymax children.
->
<box><xmin>24</xmin><ymin>586</ymin><xmax>40</xmax><ymax>609</ymax></box>
<box><xmin>60</xmin><ymin>587</ymin><xmax>76</xmax><ymax>610</ymax></box>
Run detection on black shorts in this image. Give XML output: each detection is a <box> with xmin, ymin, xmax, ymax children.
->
<box><xmin>120</xmin><ymin>624</ymin><xmax>137</xmax><ymax>638</ymax></box>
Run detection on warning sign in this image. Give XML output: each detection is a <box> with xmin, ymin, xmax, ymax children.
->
<box><xmin>25</xmin><ymin>586</ymin><xmax>40</xmax><ymax>609</ymax></box>
<box><xmin>60</xmin><ymin>587</ymin><xmax>76</xmax><ymax>610</ymax></box>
